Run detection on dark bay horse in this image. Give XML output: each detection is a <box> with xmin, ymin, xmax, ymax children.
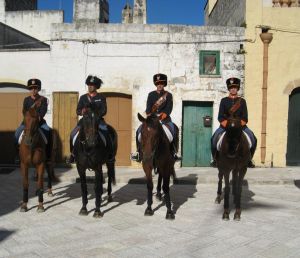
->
<box><xmin>75</xmin><ymin>106</ymin><xmax>117</xmax><ymax>218</ymax></box>
<box><xmin>215</xmin><ymin>115</ymin><xmax>251</xmax><ymax>220</ymax></box>
<box><xmin>138</xmin><ymin>113</ymin><xmax>175</xmax><ymax>220</ymax></box>
<box><xmin>19</xmin><ymin>106</ymin><xmax>54</xmax><ymax>212</ymax></box>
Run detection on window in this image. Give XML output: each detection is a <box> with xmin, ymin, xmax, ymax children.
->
<box><xmin>199</xmin><ymin>50</ymin><xmax>220</xmax><ymax>76</ymax></box>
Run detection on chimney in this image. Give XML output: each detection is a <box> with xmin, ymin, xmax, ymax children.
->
<box><xmin>133</xmin><ymin>0</ymin><xmax>147</xmax><ymax>24</ymax></box>
<box><xmin>73</xmin><ymin>0</ymin><xmax>109</xmax><ymax>23</ymax></box>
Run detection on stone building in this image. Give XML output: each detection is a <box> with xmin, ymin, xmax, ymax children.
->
<box><xmin>206</xmin><ymin>0</ymin><xmax>300</xmax><ymax>167</ymax></box>
<box><xmin>0</xmin><ymin>0</ymin><xmax>244</xmax><ymax>167</ymax></box>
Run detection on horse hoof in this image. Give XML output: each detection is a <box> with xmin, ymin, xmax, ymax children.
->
<box><xmin>37</xmin><ymin>206</ymin><xmax>45</xmax><ymax>213</ymax></box>
<box><xmin>112</xmin><ymin>178</ymin><xmax>116</xmax><ymax>186</ymax></box>
<box><xmin>166</xmin><ymin>211</ymin><xmax>175</xmax><ymax>220</ymax></box>
<box><xmin>20</xmin><ymin>206</ymin><xmax>28</xmax><ymax>212</ymax></box>
<box><xmin>234</xmin><ymin>213</ymin><xmax>241</xmax><ymax>221</ymax></box>
<box><xmin>107</xmin><ymin>195</ymin><xmax>113</xmax><ymax>202</ymax></box>
<box><xmin>144</xmin><ymin>208</ymin><xmax>154</xmax><ymax>216</ymax></box>
<box><xmin>93</xmin><ymin>210</ymin><xmax>103</xmax><ymax>218</ymax></box>
<box><xmin>79</xmin><ymin>208</ymin><xmax>88</xmax><ymax>216</ymax></box>
<box><xmin>48</xmin><ymin>190</ymin><xmax>54</xmax><ymax>197</ymax></box>
<box><xmin>156</xmin><ymin>193</ymin><xmax>162</xmax><ymax>201</ymax></box>
<box><xmin>222</xmin><ymin>213</ymin><xmax>230</xmax><ymax>221</ymax></box>
<box><xmin>215</xmin><ymin>196</ymin><xmax>221</xmax><ymax>204</ymax></box>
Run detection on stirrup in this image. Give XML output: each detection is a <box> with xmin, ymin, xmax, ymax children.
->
<box><xmin>173</xmin><ymin>154</ymin><xmax>182</xmax><ymax>162</ymax></box>
<box><xmin>210</xmin><ymin>160</ymin><xmax>217</xmax><ymax>168</ymax></box>
<box><xmin>248</xmin><ymin>160</ymin><xmax>255</xmax><ymax>168</ymax></box>
<box><xmin>130</xmin><ymin>152</ymin><xmax>141</xmax><ymax>162</ymax></box>
<box><xmin>66</xmin><ymin>154</ymin><xmax>75</xmax><ymax>164</ymax></box>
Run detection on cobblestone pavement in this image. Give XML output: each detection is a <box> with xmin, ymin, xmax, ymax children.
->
<box><xmin>0</xmin><ymin>167</ymin><xmax>300</xmax><ymax>258</ymax></box>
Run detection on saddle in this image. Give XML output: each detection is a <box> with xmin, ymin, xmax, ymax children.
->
<box><xmin>216</xmin><ymin>131</ymin><xmax>252</xmax><ymax>151</ymax></box>
<box><xmin>18</xmin><ymin>129</ymin><xmax>48</xmax><ymax>145</ymax></box>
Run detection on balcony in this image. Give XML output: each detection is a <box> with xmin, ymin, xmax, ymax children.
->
<box><xmin>273</xmin><ymin>0</ymin><xmax>300</xmax><ymax>6</ymax></box>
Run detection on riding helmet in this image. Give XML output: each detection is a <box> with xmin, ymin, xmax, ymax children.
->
<box><xmin>226</xmin><ymin>77</ymin><xmax>240</xmax><ymax>90</ymax></box>
<box><xmin>27</xmin><ymin>78</ymin><xmax>41</xmax><ymax>91</ymax></box>
<box><xmin>86</xmin><ymin>75</ymin><xmax>103</xmax><ymax>89</ymax></box>
<box><xmin>153</xmin><ymin>73</ymin><xmax>167</xmax><ymax>87</ymax></box>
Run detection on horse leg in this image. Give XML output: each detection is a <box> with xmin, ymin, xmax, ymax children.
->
<box><xmin>144</xmin><ymin>167</ymin><xmax>154</xmax><ymax>216</ymax></box>
<box><xmin>232</xmin><ymin>170</ymin><xmax>238</xmax><ymax>205</ymax></box>
<box><xmin>234</xmin><ymin>167</ymin><xmax>247</xmax><ymax>221</ymax></box>
<box><xmin>93</xmin><ymin>167</ymin><xmax>104</xmax><ymax>218</ymax></box>
<box><xmin>215</xmin><ymin>169</ymin><xmax>223</xmax><ymax>204</ymax></box>
<box><xmin>20</xmin><ymin>162</ymin><xmax>29</xmax><ymax>212</ymax></box>
<box><xmin>156</xmin><ymin>170</ymin><xmax>162</xmax><ymax>201</ymax></box>
<box><xmin>77</xmin><ymin>165</ymin><xmax>88</xmax><ymax>216</ymax></box>
<box><xmin>45</xmin><ymin>162</ymin><xmax>53</xmax><ymax>197</ymax></box>
<box><xmin>222</xmin><ymin>172</ymin><xmax>230</xmax><ymax>220</ymax></box>
<box><xmin>163</xmin><ymin>174</ymin><xmax>175</xmax><ymax>220</ymax></box>
<box><xmin>106</xmin><ymin>161</ymin><xmax>115</xmax><ymax>202</ymax></box>
<box><xmin>36</xmin><ymin>163</ymin><xmax>45</xmax><ymax>213</ymax></box>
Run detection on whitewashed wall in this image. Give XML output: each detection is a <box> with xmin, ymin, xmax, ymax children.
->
<box><xmin>0</xmin><ymin>20</ymin><xmax>244</xmax><ymax>157</ymax></box>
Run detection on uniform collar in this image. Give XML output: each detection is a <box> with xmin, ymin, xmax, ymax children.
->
<box><xmin>88</xmin><ymin>92</ymin><xmax>97</xmax><ymax>97</ymax></box>
<box><xmin>30</xmin><ymin>94</ymin><xmax>40</xmax><ymax>100</ymax></box>
<box><xmin>228</xmin><ymin>94</ymin><xmax>239</xmax><ymax>99</ymax></box>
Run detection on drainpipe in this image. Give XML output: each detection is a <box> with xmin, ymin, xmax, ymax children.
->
<box><xmin>259</xmin><ymin>28</ymin><xmax>273</xmax><ymax>164</ymax></box>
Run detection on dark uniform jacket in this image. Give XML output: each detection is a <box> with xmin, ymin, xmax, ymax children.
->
<box><xmin>218</xmin><ymin>97</ymin><xmax>248</xmax><ymax>123</ymax></box>
<box><xmin>22</xmin><ymin>95</ymin><xmax>48</xmax><ymax>122</ymax></box>
<box><xmin>146</xmin><ymin>90</ymin><xmax>173</xmax><ymax>118</ymax></box>
<box><xmin>76</xmin><ymin>93</ymin><xmax>107</xmax><ymax>118</ymax></box>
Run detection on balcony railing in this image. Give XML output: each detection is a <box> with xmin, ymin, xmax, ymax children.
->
<box><xmin>273</xmin><ymin>0</ymin><xmax>300</xmax><ymax>7</ymax></box>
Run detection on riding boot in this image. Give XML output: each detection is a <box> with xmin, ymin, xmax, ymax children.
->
<box><xmin>130</xmin><ymin>134</ymin><xmax>142</xmax><ymax>162</ymax></box>
<box><xmin>14</xmin><ymin>143</ymin><xmax>20</xmax><ymax>165</ymax></box>
<box><xmin>66</xmin><ymin>138</ymin><xmax>75</xmax><ymax>164</ymax></box>
<box><xmin>248</xmin><ymin>148</ymin><xmax>256</xmax><ymax>168</ymax></box>
<box><xmin>210</xmin><ymin>147</ymin><xmax>217</xmax><ymax>168</ymax></box>
<box><xmin>171</xmin><ymin>141</ymin><xmax>181</xmax><ymax>162</ymax></box>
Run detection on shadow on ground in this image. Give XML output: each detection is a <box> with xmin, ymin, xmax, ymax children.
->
<box><xmin>0</xmin><ymin>230</ymin><xmax>15</xmax><ymax>243</ymax></box>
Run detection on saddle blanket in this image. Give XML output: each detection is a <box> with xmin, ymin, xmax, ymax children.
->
<box><xmin>138</xmin><ymin>124</ymin><xmax>173</xmax><ymax>143</ymax></box>
<box><xmin>18</xmin><ymin>129</ymin><xmax>48</xmax><ymax>145</ymax></box>
<box><xmin>72</xmin><ymin>131</ymin><xmax>106</xmax><ymax>147</ymax></box>
<box><xmin>217</xmin><ymin>131</ymin><xmax>252</xmax><ymax>151</ymax></box>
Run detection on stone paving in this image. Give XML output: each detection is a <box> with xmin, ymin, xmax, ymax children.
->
<box><xmin>1</xmin><ymin>167</ymin><xmax>300</xmax><ymax>257</ymax></box>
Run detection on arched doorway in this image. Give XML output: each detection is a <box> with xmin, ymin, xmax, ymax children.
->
<box><xmin>0</xmin><ymin>83</ymin><xmax>28</xmax><ymax>164</ymax></box>
<box><xmin>286</xmin><ymin>87</ymin><xmax>300</xmax><ymax>165</ymax></box>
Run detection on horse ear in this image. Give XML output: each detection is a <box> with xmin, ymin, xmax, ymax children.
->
<box><xmin>138</xmin><ymin>113</ymin><xmax>146</xmax><ymax>122</ymax></box>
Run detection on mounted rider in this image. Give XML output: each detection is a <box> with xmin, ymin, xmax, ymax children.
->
<box><xmin>67</xmin><ymin>75</ymin><xmax>113</xmax><ymax>164</ymax></box>
<box><xmin>15</xmin><ymin>78</ymin><xmax>52</xmax><ymax>162</ymax></box>
<box><xmin>130</xmin><ymin>73</ymin><xmax>181</xmax><ymax>162</ymax></box>
<box><xmin>211</xmin><ymin>77</ymin><xmax>257</xmax><ymax>168</ymax></box>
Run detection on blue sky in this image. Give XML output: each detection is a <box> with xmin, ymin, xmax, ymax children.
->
<box><xmin>38</xmin><ymin>0</ymin><xmax>206</xmax><ymax>25</ymax></box>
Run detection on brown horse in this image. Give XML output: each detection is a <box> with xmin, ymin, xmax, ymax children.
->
<box><xmin>19</xmin><ymin>106</ymin><xmax>53</xmax><ymax>212</ymax></box>
<box><xmin>138</xmin><ymin>113</ymin><xmax>175</xmax><ymax>220</ymax></box>
<box><xmin>215</xmin><ymin>115</ymin><xmax>251</xmax><ymax>221</ymax></box>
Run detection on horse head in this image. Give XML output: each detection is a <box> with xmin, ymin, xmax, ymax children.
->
<box><xmin>23</xmin><ymin>107</ymin><xmax>39</xmax><ymax>145</ymax></box>
<box><xmin>81</xmin><ymin>104</ymin><xmax>101</xmax><ymax>149</ymax></box>
<box><xmin>224</xmin><ymin>115</ymin><xmax>243</xmax><ymax>158</ymax></box>
<box><xmin>138</xmin><ymin>113</ymin><xmax>163</xmax><ymax>163</ymax></box>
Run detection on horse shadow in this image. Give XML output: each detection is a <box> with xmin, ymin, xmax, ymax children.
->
<box><xmin>294</xmin><ymin>180</ymin><xmax>300</xmax><ymax>190</ymax></box>
<box><xmin>101</xmin><ymin>173</ymin><xmax>198</xmax><ymax>216</ymax></box>
<box><xmin>0</xmin><ymin>230</ymin><xmax>15</xmax><ymax>243</ymax></box>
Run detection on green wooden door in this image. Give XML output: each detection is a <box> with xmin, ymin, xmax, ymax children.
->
<box><xmin>182</xmin><ymin>101</ymin><xmax>213</xmax><ymax>167</ymax></box>
<box><xmin>286</xmin><ymin>88</ymin><xmax>300</xmax><ymax>165</ymax></box>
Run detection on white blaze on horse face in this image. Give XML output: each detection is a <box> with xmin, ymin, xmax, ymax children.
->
<box><xmin>147</xmin><ymin>127</ymin><xmax>151</xmax><ymax>131</ymax></box>
<box><xmin>231</xmin><ymin>122</ymin><xmax>235</xmax><ymax>127</ymax></box>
